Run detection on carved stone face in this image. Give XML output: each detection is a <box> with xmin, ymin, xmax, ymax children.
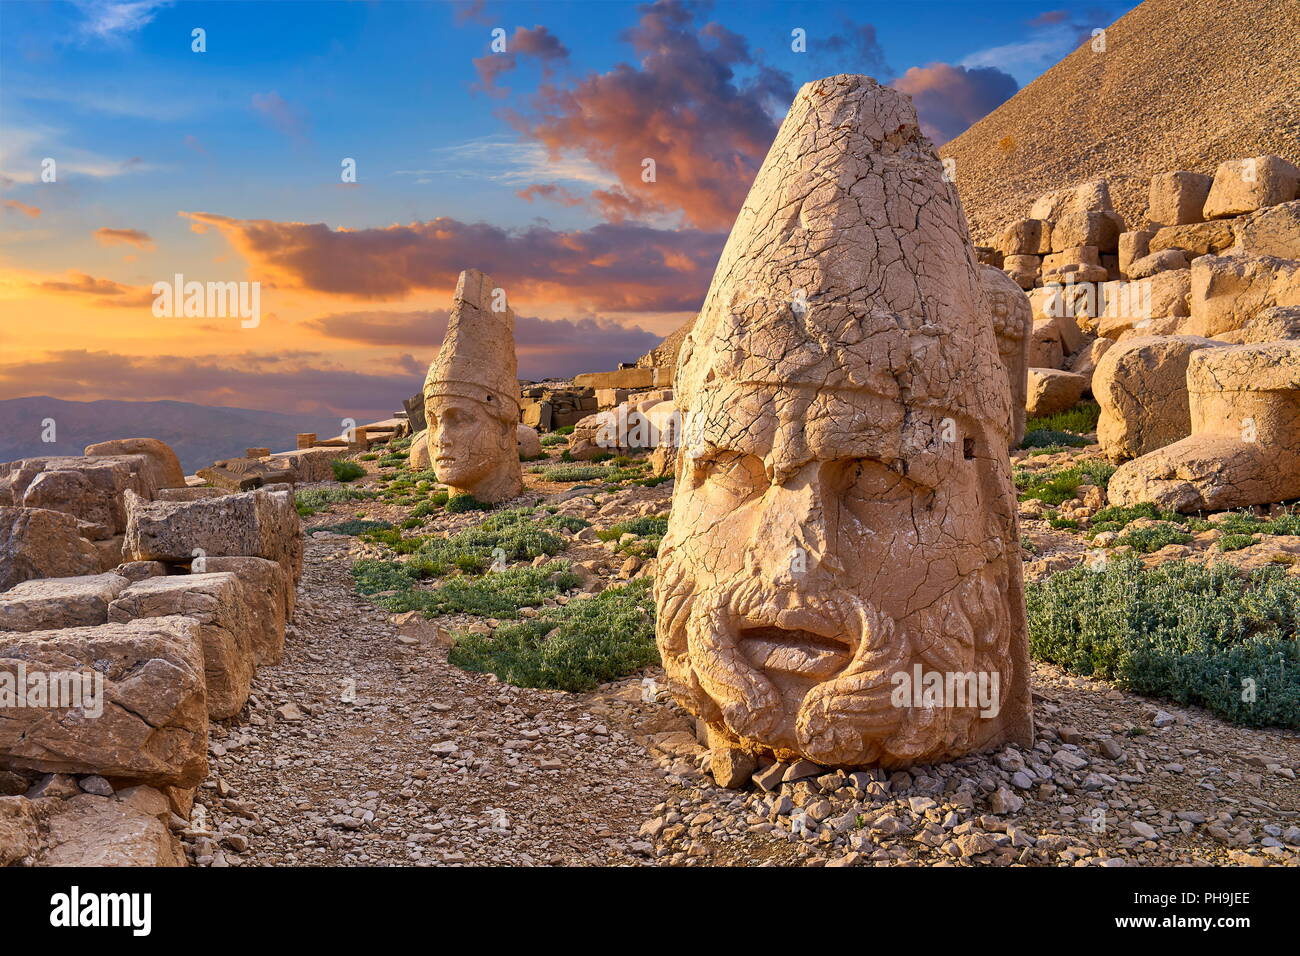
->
<box><xmin>656</xmin><ymin>382</ymin><xmax>1022</xmax><ymax>767</ymax></box>
<box><xmin>426</xmin><ymin>396</ymin><xmax>510</xmax><ymax>490</ymax></box>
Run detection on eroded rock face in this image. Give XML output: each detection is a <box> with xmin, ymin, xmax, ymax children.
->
<box><xmin>108</xmin><ymin>573</ymin><xmax>258</xmax><ymax>720</ymax></box>
<box><xmin>83</xmin><ymin>438</ymin><xmax>185</xmax><ymax>492</ymax></box>
<box><xmin>123</xmin><ymin>486</ymin><xmax>302</xmax><ymax>582</ymax></box>
<box><xmin>423</xmin><ymin>269</ymin><xmax>523</xmax><ymax>503</ymax></box>
<box><xmin>0</xmin><ymin>616</ymin><xmax>208</xmax><ymax>788</ymax></box>
<box><xmin>1094</xmin><ymin>335</ymin><xmax>1227</xmax><ymax>462</ymax></box>
<box><xmin>979</xmin><ymin>266</ymin><xmax>1032</xmax><ymax>447</ymax></box>
<box><xmin>0</xmin><ymin>573</ymin><xmax>129</xmax><ymax>632</ymax></box>
<box><xmin>655</xmin><ymin>75</ymin><xmax>1032</xmax><ymax>770</ymax></box>
<box><xmin>0</xmin><ymin>507</ymin><xmax>101</xmax><ymax>593</ymax></box>
<box><xmin>1109</xmin><ymin>342</ymin><xmax>1300</xmax><ymax>511</ymax></box>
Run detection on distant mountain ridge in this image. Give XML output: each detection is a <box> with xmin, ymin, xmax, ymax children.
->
<box><xmin>0</xmin><ymin>397</ymin><xmax>347</xmax><ymax>473</ymax></box>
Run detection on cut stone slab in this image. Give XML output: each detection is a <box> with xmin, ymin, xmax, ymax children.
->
<box><xmin>1094</xmin><ymin>335</ymin><xmax>1228</xmax><ymax>462</ymax></box>
<box><xmin>1149</xmin><ymin>221</ymin><xmax>1235</xmax><ymax>257</ymax></box>
<box><xmin>1109</xmin><ymin>342</ymin><xmax>1300</xmax><ymax>511</ymax></box>
<box><xmin>124</xmin><ymin>486</ymin><xmax>302</xmax><ymax>582</ymax></box>
<box><xmin>1127</xmin><ymin>249</ymin><xmax>1189</xmax><ymax>279</ymax></box>
<box><xmin>202</xmin><ymin>555</ymin><xmax>290</xmax><ymax>663</ymax></box>
<box><xmin>1147</xmin><ymin>170</ymin><xmax>1213</xmax><ymax>228</ymax></box>
<box><xmin>109</xmin><ymin>573</ymin><xmax>258</xmax><ymax>720</ymax></box>
<box><xmin>1186</xmin><ymin>253</ymin><xmax>1300</xmax><ymax>339</ymax></box>
<box><xmin>1030</xmin><ymin>179</ymin><xmax>1113</xmax><ymax>225</ymax></box>
<box><xmin>1203</xmin><ymin>156</ymin><xmax>1300</xmax><ymax>220</ymax></box>
<box><xmin>1215</xmin><ymin>306</ymin><xmax>1300</xmax><ymax>345</ymax></box>
<box><xmin>1026</xmin><ymin>368</ymin><xmax>1088</xmax><ymax>417</ymax></box>
<box><xmin>0</xmin><ymin>507</ymin><xmax>101</xmax><ymax>593</ymax></box>
<box><xmin>83</xmin><ymin>438</ymin><xmax>185</xmax><ymax>492</ymax></box>
<box><xmin>36</xmin><ymin>792</ymin><xmax>185</xmax><ymax>867</ymax></box>
<box><xmin>1095</xmin><ymin>272</ymin><xmax>1192</xmax><ymax>339</ymax></box>
<box><xmin>0</xmin><ymin>616</ymin><xmax>208</xmax><ymax>787</ymax></box>
<box><xmin>0</xmin><ymin>573</ymin><xmax>129</xmax><ymax>632</ymax></box>
<box><xmin>1231</xmin><ymin>200</ymin><xmax>1300</xmax><ymax>259</ymax></box>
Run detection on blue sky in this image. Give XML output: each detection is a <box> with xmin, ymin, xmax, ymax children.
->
<box><xmin>0</xmin><ymin>0</ymin><xmax>1138</xmax><ymax>416</ymax></box>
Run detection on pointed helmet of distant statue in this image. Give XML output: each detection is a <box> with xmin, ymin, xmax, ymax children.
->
<box><xmin>424</xmin><ymin>268</ymin><xmax>520</xmax><ymax>424</ymax></box>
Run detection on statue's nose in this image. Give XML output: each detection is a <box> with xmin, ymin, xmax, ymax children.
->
<box><xmin>745</xmin><ymin>462</ymin><xmax>843</xmax><ymax>586</ymax></box>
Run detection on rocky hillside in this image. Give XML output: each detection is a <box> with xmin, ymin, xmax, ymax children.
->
<box><xmin>941</xmin><ymin>0</ymin><xmax>1300</xmax><ymax>243</ymax></box>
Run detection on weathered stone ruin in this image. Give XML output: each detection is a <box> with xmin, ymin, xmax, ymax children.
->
<box><xmin>0</xmin><ymin>435</ymin><xmax>302</xmax><ymax>866</ymax></box>
<box><xmin>413</xmin><ymin>268</ymin><xmax>523</xmax><ymax>503</ymax></box>
<box><xmin>655</xmin><ymin>75</ymin><xmax>1033</xmax><ymax>772</ymax></box>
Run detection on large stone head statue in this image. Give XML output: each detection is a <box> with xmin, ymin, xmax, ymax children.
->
<box><xmin>423</xmin><ymin>269</ymin><xmax>522</xmax><ymax>503</ymax></box>
<box><xmin>979</xmin><ymin>265</ymin><xmax>1033</xmax><ymax>448</ymax></box>
<box><xmin>655</xmin><ymin>75</ymin><xmax>1032</xmax><ymax>769</ymax></box>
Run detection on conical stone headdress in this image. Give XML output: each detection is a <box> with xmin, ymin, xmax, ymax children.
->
<box><xmin>424</xmin><ymin>268</ymin><xmax>519</xmax><ymax>424</ymax></box>
<box><xmin>674</xmin><ymin>74</ymin><xmax>1008</xmax><ymax>434</ymax></box>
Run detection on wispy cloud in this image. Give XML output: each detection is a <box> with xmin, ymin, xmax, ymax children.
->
<box><xmin>73</xmin><ymin>0</ymin><xmax>172</xmax><ymax>41</ymax></box>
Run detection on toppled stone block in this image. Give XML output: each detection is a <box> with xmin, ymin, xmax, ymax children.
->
<box><xmin>0</xmin><ymin>573</ymin><xmax>129</xmax><ymax>632</ymax></box>
<box><xmin>1147</xmin><ymin>171</ymin><xmax>1213</xmax><ymax>228</ymax></box>
<box><xmin>83</xmin><ymin>438</ymin><xmax>185</xmax><ymax>492</ymax></box>
<box><xmin>124</xmin><ymin>486</ymin><xmax>302</xmax><ymax>582</ymax></box>
<box><xmin>1094</xmin><ymin>335</ymin><xmax>1228</xmax><ymax>462</ymax></box>
<box><xmin>197</xmin><ymin>457</ymin><xmax>294</xmax><ymax>492</ymax></box>
<box><xmin>114</xmin><ymin>561</ymin><xmax>167</xmax><ymax>583</ymax></box>
<box><xmin>1215</xmin><ymin>305</ymin><xmax>1300</xmax><ymax>345</ymax></box>
<box><xmin>0</xmin><ymin>617</ymin><xmax>208</xmax><ymax>787</ymax></box>
<box><xmin>1127</xmin><ymin>249</ymin><xmax>1189</xmax><ymax>278</ymax></box>
<box><xmin>997</xmin><ymin>218</ymin><xmax>1051</xmax><ymax>256</ymax></box>
<box><xmin>980</xmin><ymin>265</ymin><xmax>1032</xmax><ymax>446</ymax></box>
<box><xmin>1052</xmin><ymin>210</ymin><xmax>1123</xmax><ymax>252</ymax></box>
<box><xmin>109</xmin><ymin>573</ymin><xmax>258</xmax><ymax>720</ymax></box>
<box><xmin>1095</xmin><ymin>272</ymin><xmax>1192</xmax><ymax>339</ymax></box>
<box><xmin>1231</xmin><ymin>200</ymin><xmax>1300</xmax><ymax>258</ymax></box>
<box><xmin>0</xmin><ymin>456</ymin><xmax>150</xmax><ymax>539</ymax></box>
<box><xmin>1026</xmin><ymin>368</ymin><xmax>1087</xmax><ymax>416</ymax></box>
<box><xmin>1003</xmin><ymin>254</ymin><xmax>1040</xmax><ymax>289</ymax></box>
<box><xmin>1118</xmin><ymin>229</ymin><xmax>1154</xmax><ymax>278</ymax></box>
<box><xmin>1186</xmin><ymin>253</ymin><xmax>1300</xmax><ymax>338</ymax></box>
<box><xmin>36</xmin><ymin>792</ymin><xmax>185</xmax><ymax>867</ymax></box>
<box><xmin>1109</xmin><ymin>342</ymin><xmax>1300</xmax><ymax>511</ymax></box>
<box><xmin>1030</xmin><ymin>179</ymin><xmax>1113</xmax><ymax>225</ymax></box>
<box><xmin>0</xmin><ymin>507</ymin><xmax>101</xmax><ymax>593</ymax></box>
<box><xmin>1203</xmin><ymin>156</ymin><xmax>1300</xmax><ymax>220</ymax></box>
<box><xmin>1149</xmin><ymin>220</ymin><xmax>1235</xmax><ymax>257</ymax></box>
<box><xmin>203</xmin><ymin>556</ymin><xmax>290</xmax><ymax>662</ymax></box>
<box><xmin>0</xmin><ymin>794</ymin><xmax>44</xmax><ymax>865</ymax></box>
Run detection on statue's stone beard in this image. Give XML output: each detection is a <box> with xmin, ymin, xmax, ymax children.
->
<box><xmin>655</xmin><ymin>556</ymin><xmax>1012</xmax><ymax>767</ymax></box>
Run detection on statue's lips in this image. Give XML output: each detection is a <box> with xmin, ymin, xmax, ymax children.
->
<box><xmin>738</xmin><ymin>626</ymin><xmax>852</xmax><ymax>681</ymax></box>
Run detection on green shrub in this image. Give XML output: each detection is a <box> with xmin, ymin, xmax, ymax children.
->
<box><xmin>332</xmin><ymin>460</ymin><xmax>366</xmax><ymax>482</ymax></box>
<box><xmin>553</xmin><ymin>425</ymin><xmax>575</xmax><ymax>435</ymax></box>
<box><xmin>315</xmin><ymin>519</ymin><xmax>392</xmax><ymax>536</ymax></box>
<box><xmin>448</xmin><ymin>578</ymin><xmax>658</xmax><ymax>690</ymax></box>
<box><xmin>360</xmin><ymin>527</ymin><xmax>426</xmax><ymax>554</ymax></box>
<box><xmin>359</xmin><ymin>453</ymin><xmax>379</xmax><ymax>461</ymax></box>
<box><xmin>352</xmin><ymin>559</ymin><xmax>419</xmax><ymax>594</ymax></box>
<box><xmin>294</xmin><ymin>485</ymin><xmax>374</xmax><ymax>516</ymax></box>
<box><xmin>446</xmin><ymin>493</ymin><xmax>491</xmax><ymax>513</ymax></box>
<box><xmin>1219</xmin><ymin>533</ymin><xmax>1258</xmax><ymax>552</ymax></box>
<box><xmin>1021</xmin><ymin>429</ymin><xmax>1090</xmax><ymax>449</ymax></box>
<box><xmin>1088</xmin><ymin>502</ymin><xmax>1189</xmax><ymax>536</ymax></box>
<box><xmin>376</xmin><ymin>562</ymin><xmax>579</xmax><ymax>619</ymax></box>
<box><xmin>1026</xmin><ymin>557</ymin><xmax>1300</xmax><ymax>728</ymax></box>
<box><xmin>1014</xmin><ymin>460</ymin><xmax>1116</xmax><ymax>505</ymax></box>
<box><xmin>1113</xmin><ymin>523</ymin><xmax>1193</xmax><ymax>553</ymax></box>
<box><xmin>596</xmin><ymin>515</ymin><xmax>669</xmax><ymax>558</ymax></box>
<box><xmin>540</xmin><ymin>433</ymin><xmax>568</xmax><ymax>446</ymax></box>
<box><xmin>542</xmin><ymin>465</ymin><xmax>608</xmax><ymax>482</ymax></box>
<box><xmin>1024</xmin><ymin>400</ymin><xmax>1101</xmax><ymax>436</ymax></box>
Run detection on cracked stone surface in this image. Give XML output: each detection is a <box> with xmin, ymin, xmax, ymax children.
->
<box><xmin>422</xmin><ymin>268</ymin><xmax>523</xmax><ymax>504</ymax></box>
<box><xmin>1109</xmin><ymin>342</ymin><xmax>1300</xmax><ymax>511</ymax></box>
<box><xmin>656</xmin><ymin>74</ymin><xmax>1031</xmax><ymax>769</ymax></box>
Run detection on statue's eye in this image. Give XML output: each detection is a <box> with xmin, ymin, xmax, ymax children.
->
<box><xmin>834</xmin><ymin>458</ymin><xmax>920</xmax><ymax>502</ymax></box>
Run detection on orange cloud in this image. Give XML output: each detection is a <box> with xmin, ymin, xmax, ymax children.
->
<box><xmin>2</xmin><ymin>200</ymin><xmax>41</xmax><ymax>218</ymax></box>
<box><xmin>180</xmin><ymin>210</ymin><xmax>724</xmax><ymax>312</ymax></box>
<box><xmin>94</xmin><ymin>226</ymin><xmax>155</xmax><ymax>249</ymax></box>
<box><xmin>502</xmin><ymin>0</ymin><xmax>792</xmax><ymax>230</ymax></box>
<box><xmin>30</xmin><ymin>271</ymin><xmax>155</xmax><ymax>307</ymax></box>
